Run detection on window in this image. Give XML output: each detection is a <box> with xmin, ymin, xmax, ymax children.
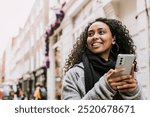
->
<box><xmin>39</xmin><ymin>0</ymin><xmax>43</xmax><ymax>10</ymax></box>
<box><xmin>39</xmin><ymin>22</ymin><xmax>44</xmax><ymax>37</ymax></box>
<box><xmin>30</xmin><ymin>15</ymin><xmax>34</xmax><ymax>25</ymax></box>
<box><xmin>30</xmin><ymin>57</ymin><xmax>34</xmax><ymax>71</ymax></box>
<box><xmin>36</xmin><ymin>28</ymin><xmax>40</xmax><ymax>41</ymax></box>
<box><xmin>36</xmin><ymin>52</ymin><xmax>40</xmax><ymax>68</ymax></box>
<box><xmin>31</xmin><ymin>35</ymin><xmax>34</xmax><ymax>47</ymax></box>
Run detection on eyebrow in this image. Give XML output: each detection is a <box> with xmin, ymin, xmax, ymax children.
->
<box><xmin>88</xmin><ymin>28</ymin><xmax>104</xmax><ymax>32</ymax></box>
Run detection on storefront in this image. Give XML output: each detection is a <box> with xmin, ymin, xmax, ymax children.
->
<box><xmin>17</xmin><ymin>66</ymin><xmax>47</xmax><ymax>100</ymax></box>
<box><xmin>34</xmin><ymin>66</ymin><xmax>47</xmax><ymax>88</ymax></box>
<box><xmin>33</xmin><ymin>66</ymin><xmax>47</xmax><ymax>99</ymax></box>
<box><xmin>22</xmin><ymin>72</ymin><xmax>33</xmax><ymax>100</ymax></box>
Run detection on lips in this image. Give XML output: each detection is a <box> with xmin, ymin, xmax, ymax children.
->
<box><xmin>92</xmin><ymin>42</ymin><xmax>102</xmax><ymax>47</ymax></box>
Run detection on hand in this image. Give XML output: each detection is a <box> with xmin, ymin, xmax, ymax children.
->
<box><xmin>116</xmin><ymin>64</ymin><xmax>137</xmax><ymax>92</ymax></box>
<box><xmin>106</xmin><ymin>64</ymin><xmax>137</xmax><ymax>92</ymax></box>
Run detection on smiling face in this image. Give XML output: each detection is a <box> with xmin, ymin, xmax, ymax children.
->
<box><xmin>87</xmin><ymin>21</ymin><xmax>115</xmax><ymax>60</ymax></box>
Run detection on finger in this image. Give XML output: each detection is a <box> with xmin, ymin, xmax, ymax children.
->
<box><xmin>106</xmin><ymin>69</ymin><xmax>116</xmax><ymax>79</ymax></box>
<box><xmin>107</xmin><ymin>69</ymin><xmax>114</xmax><ymax>74</ymax></box>
<box><xmin>109</xmin><ymin>81</ymin><xmax>128</xmax><ymax>91</ymax></box>
<box><xmin>111</xmin><ymin>86</ymin><xmax>118</xmax><ymax>91</ymax></box>
<box><xmin>113</xmin><ymin>67</ymin><xmax>125</xmax><ymax>77</ymax></box>
<box><xmin>108</xmin><ymin>75</ymin><xmax>131</xmax><ymax>83</ymax></box>
<box><xmin>131</xmin><ymin>64</ymin><xmax>134</xmax><ymax>79</ymax></box>
<box><xmin>122</xmin><ymin>78</ymin><xmax>137</xmax><ymax>84</ymax></box>
<box><xmin>110</xmin><ymin>81</ymin><xmax>127</xmax><ymax>87</ymax></box>
<box><xmin>107</xmin><ymin>67</ymin><xmax>125</xmax><ymax>79</ymax></box>
<box><xmin>117</xmin><ymin>83</ymin><xmax>137</xmax><ymax>90</ymax></box>
<box><xmin>115</xmin><ymin>67</ymin><xmax>125</xmax><ymax>73</ymax></box>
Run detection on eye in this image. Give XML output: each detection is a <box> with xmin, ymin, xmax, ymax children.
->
<box><xmin>88</xmin><ymin>31</ymin><xmax>94</xmax><ymax>37</ymax></box>
<box><xmin>99</xmin><ymin>30</ymin><xmax>105</xmax><ymax>35</ymax></box>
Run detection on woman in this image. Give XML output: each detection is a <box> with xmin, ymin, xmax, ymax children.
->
<box><xmin>61</xmin><ymin>17</ymin><xmax>144</xmax><ymax>100</ymax></box>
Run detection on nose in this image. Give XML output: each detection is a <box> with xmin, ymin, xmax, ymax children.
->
<box><xmin>93</xmin><ymin>32</ymin><xmax>100</xmax><ymax>39</ymax></box>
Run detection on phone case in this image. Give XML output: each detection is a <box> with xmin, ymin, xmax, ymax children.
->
<box><xmin>115</xmin><ymin>54</ymin><xmax>135</xmax><ymax>76</ymax></box>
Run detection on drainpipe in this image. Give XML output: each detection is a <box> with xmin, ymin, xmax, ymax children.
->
<box><xmin>144</xmin><ymin>0</ymin><xmax>150</xmax><ymax>98</ymax></box>
<box><xmin>144</xmin><ymin>0</ymin><xmax>150</xmax><ymax>43</ymax></box>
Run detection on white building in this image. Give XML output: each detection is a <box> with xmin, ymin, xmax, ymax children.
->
<box><xmin>5</xmin><ymin>0</ymin><xmax>49</xmax><ymax>99</ymax></box>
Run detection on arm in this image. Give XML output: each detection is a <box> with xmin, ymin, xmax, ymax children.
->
<box><xmin>61</xmin><ymin>67</ymin><xmax>117</xmax><ymax>100</ymax></box>
<box><xmin>82</xmin><ymin>75</ymin><xmax>117</xmax><ymax>100</ymax></box>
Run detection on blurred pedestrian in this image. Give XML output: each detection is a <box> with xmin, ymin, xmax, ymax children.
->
<box><xmin>34</xmin><ymin>82</ymin><xmax>47</xmax><ymax>100</ymax></box>
<box><xmin>16</xmin><ymin>85</ymin><xmax>25</xmax><ymax>100</ymax></box>
<box><xmin>34</xmin><ymin>82</ymin><xmax>41</xmax><ymax>100</ymax></box>
<box><xmin>40</xmin><ymin>85</ymin><xmax>47</xmax><ymax>100</ymax></box>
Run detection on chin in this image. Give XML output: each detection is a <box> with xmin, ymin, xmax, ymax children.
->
<box><xmin>91</xmin><ymin>50</ymin><xmax>103</xmax><ymax>54</ymax></box>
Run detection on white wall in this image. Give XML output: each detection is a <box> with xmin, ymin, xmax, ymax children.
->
<box><xmin>117</xmin><ymin>0</ymin><xmax>150</xmax><ymax>99</ymax></box>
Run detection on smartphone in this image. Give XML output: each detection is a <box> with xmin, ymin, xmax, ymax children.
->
<box><xmin>115</xmin><ymin>54</ymin><xmax>135</xmax><ymax>76</ymax></box>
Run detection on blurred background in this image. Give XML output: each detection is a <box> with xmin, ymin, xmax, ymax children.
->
<box><xmin>0</xmin><ymin>0</ymin><xmax>150</xmax><ymax>100</ymax></box>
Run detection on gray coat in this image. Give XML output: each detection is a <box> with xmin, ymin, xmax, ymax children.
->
<box><xmin>61</xmin><ymin>63</ymin><xmax>144</xmax><ymax>100</ymax></box>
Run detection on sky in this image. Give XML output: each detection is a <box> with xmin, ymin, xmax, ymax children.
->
<box><xmin>0</xmin><ymin>0</ymin><xmax>35</xmax><ymax>57</ymax></box>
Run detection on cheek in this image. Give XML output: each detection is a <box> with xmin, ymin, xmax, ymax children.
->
<box><xmin>106</xmin><ymin>40</ymin><xmax>113</xmax><ymax>46</ymax></box>
<box><xmin>104</xmin><ymin>41</ymin><xmax>113</xmax><ymax>50</ymax></box>
<box><xmin>87</xmin><ymin>38</ymin><xmax>91</xmax><ymax>46</ymax></box>
<box><xmin>104</xmin><ymin>37</ymin><xmax>113</xmax><ymax>44</ymax></box>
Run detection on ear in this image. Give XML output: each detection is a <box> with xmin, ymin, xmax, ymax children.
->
<box><xmin>112</xmin><ymin>36</ymin><xmax>116</xmax><ymax>45</ymax></box>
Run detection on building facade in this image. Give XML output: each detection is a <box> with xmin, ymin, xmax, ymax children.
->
<box><xmin>5</xmin><ymin>0</ymin><xmax>49</xmax><ymax>99</ymax></box>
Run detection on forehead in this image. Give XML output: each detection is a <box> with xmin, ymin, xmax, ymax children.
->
<box><xmin>88</xmin><ymin>21</ymin><xmax>110</xmax><ymax>31</ymax></box>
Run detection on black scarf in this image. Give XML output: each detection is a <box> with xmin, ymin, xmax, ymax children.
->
<box><xmin>82</xmin><ymin>49</ymin><xmax>122</xmax><ymax>99</ymax></box>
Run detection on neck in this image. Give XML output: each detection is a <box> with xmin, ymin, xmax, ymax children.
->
<box><xmin>99</xmin><ymin>49</ymin><xmax>111</xmax><ymax>61</ymax></box>
<box><xmin>100</xmin><ymin>53</ymin><xmax>109</xmax><ymax>61</ymax></box>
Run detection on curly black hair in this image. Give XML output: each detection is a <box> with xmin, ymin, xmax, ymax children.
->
<box><xmin>64</xmin><ymin>17</ymin><xmax>137</xmax><ymax>73</ymax></box>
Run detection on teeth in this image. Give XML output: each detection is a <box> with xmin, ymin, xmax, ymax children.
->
<box><xmin>92</xmin><ymin>43</ymin><xmax>101</xmax><ymax>46</ymax></box>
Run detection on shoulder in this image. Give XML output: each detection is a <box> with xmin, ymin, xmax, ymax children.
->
<box><xmin>74</xmin><ymin>62</ymin><xmax>84</xmax><ymax>70</ymax></box>
<box><xmin>69</xmin><ymin>62</ymin><xmax>84</xmax><ymax>74</ymax></box>
<box><xmin>62</xmin><ymin>62</ymin><xmax>86</xmax><ymax>99</ymax></box>
<box><xmin>64</xmin><ymin>62</ymin><xmax>84</xmax><ymax>81</ymax></box>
